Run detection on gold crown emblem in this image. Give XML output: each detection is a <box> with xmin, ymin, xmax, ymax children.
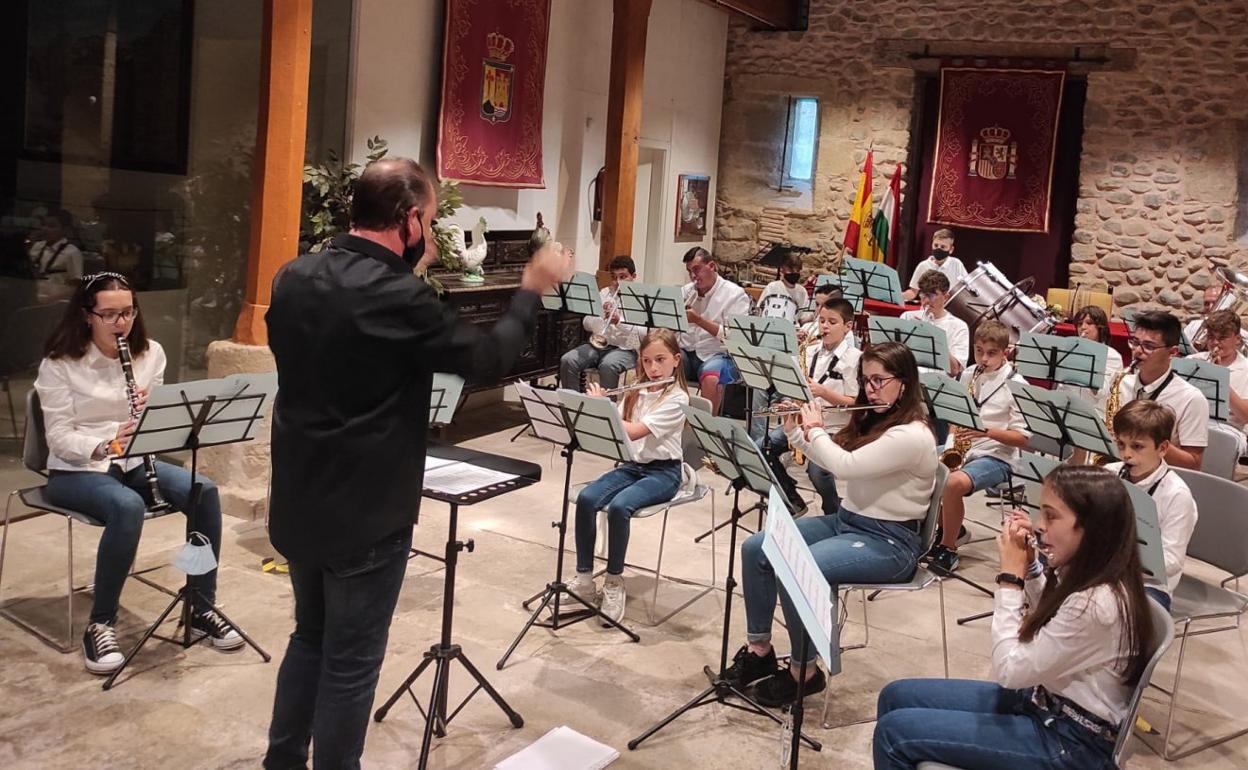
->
<box><xmin>486</xmin><ymin>31</ymin><xmax>515</xmax><ymax>61</ymax></box>
<box><xmin>979</xmin><ymin>125</ymin><xmax>1012</xmax><ymax>144</ymax></box>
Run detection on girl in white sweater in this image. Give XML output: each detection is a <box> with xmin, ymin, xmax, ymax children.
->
<box><xmin>725</xmin><ymin>341</ymin><xmax>938</xmax><ymax>706</ymax></box>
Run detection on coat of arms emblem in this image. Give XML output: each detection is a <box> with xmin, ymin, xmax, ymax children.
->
<box><xmin>480</xmin><ymin>31</ymin><xmax>515</xmax><ymax>124</ymax></box>
<box><xmin>968</xmin><ymin>125</ymin><xmax>1018</xmax><ymax>180</ymax></box>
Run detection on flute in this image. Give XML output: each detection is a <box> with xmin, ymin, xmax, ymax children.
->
<box><xmin>596</xmin><ymin>377</ymin><xmax>676</xmax><ymax>397</ymax></box>
<box><xmin>754</xmin><ymin>402</ymin><xmax>881</xmax><ymax>417</ymax></box>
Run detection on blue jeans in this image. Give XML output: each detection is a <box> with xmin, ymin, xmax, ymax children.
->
<box><xmin>683</xmin><ymin>350</ymin><xmax>739</xmax><ymax>386</ymax></box>
<box><xmin>45</xmin><ymin>461</ymin><xmax>222</xmax><ymax>625</ymax></box>
<box><xmin>741</xmin><ymin>506</ymin><xmax>921</xmax><ymax>672</ymax></box>
<box><xmin>873</xmin><ymin>679</ymin><xmax>1115</xmax><ymax>770</ymax></box>
<box><xmin>1145</xmin><ymin>586</ymin><xmax>1172</xmax><ymax>611</ymax></box>
<box><xmin>962</xmin><ymin>456</ymin><xmax>1013</xmax><ymax>493</ymax></box>
<box><xmin>575</xmin><ymin>461</ymin><xmax>682</xmax><ymax>575</ymax></box>
<box><xmin>559</xmin><ymin>343</ymin><xmax>637</xmax><ymax>390</ymax></box>
<box><xmin>265</xmin><ymin>527</ymin><xmax>413</xmax><ymax>770</ymax></box>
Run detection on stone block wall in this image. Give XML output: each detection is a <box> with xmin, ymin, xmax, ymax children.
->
<box><xmin>715</xmin><ymin>0</ymin><xmax>1248</xmax><ymax>315</ymax></box>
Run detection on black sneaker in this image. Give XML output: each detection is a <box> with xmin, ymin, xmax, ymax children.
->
<box><xmin>723</xmin><ymin>645</ymin><xmax>780</xmax><ymax>689</ymax></box>
<box><xmin>928</xmin><ymin>545</ymin><xmax>960</xmax><ymax>576</ymax></box>
<box><xmin>82</xmin><ymin>622</ymin><xmax>125</xmax><ymax>675</ymax></box>
<box><xmin>752</xmin><ymin>666</ymin><xmax>827</xmax><ymax>708</ymax></box>
<box><xmin>190</xmin><ymin>609</ymin><xmax>245</xmax><ymax>650</ymax></box>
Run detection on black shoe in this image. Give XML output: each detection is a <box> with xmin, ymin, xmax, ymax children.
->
<box><xmin>723</xmin><ymin>645</ymin><xmax>780</xmax><ymax>689</ymax></box>
<box><xmin>190</xmin><ymin>609</ymin><xmax>245</xmax><ymax>650</ymax></box>
<box><xmin>926</xmin><ymin>528</ymin><xmax>944</xmax><ymax>558</ymax></box>
<box><xmin>752</xmin><ymin>666</ymin><xmax>827</xmax><ymax>708</ymax></box>
<box><xmin>928</xmin><ymin>545</ymin><xmax>960</xmax><ymax>576</ymax></box>
<box><xmin>82</xmin><ymin>622</ymin><xmax>125</xmax><ymax>675</ymax></box>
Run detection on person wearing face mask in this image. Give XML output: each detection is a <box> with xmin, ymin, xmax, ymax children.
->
<box><xmin>902</xmin><ymin>229</ymin><xmax>967</xmax><ymax>303</ymax></box>
<box><xmin>873</xmin><ymin>464</ymin><xmax>1157</xmax><ymax>770</ymax></box>
<box><xmin>263</xmin><ymin>158</ymin><xmax>568</xmax><ymax>769</ymax></box>
<box><xmin>759</xmin><ymin>251</ymin><xmax>808</xmax><ymax>321</ymax></box>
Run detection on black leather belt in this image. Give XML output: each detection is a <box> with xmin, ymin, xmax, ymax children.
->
<box><xmin>1030</xmin><ymin>686</ymin><xmax>1118</xmax><ymax>744</ymax></box>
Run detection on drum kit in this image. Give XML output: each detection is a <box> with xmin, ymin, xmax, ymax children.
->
<box><xmin>945</xmin><ymin>261</ymin><xmax>1054</xmax><ymax>342</ymax></box>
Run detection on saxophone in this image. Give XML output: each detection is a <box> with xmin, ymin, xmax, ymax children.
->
<box><xmin>940</xmin><ymin>364</ymin><xmax>985</xmax><ymax>470</ymax></box>
<box><xmin>793</xmin><ymin>342</ymin><xmax>810</xmax><ymax>466</ymax></box>
<box><xmin>1088</xmin><ymin>363</ymin><xmax>1134</xmax><ymax>465</ymax></box>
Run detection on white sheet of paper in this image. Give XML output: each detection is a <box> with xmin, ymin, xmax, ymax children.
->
<box><xmin>494</xmin><ymin>725</ymin><xmax>619</xmax><ymax>770</ymax></box>
<box><xmin>422</xmin><ymin>461</ymin><xmax>517</xmax><ymax>495</ymax></box>
<box><xmin>425</xmin><ymin>456</ymin><xmax>458</xmax><ymax>472</ymax></box>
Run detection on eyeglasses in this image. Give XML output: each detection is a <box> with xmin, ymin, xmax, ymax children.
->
<box><xmin>89</xmin><ymin>307</ymin><xmax>138</xmax><ymax>324</ymax></box>
<box><xmin>862</xmin><ymin>375</ymin><xmax>898</xmax><ymax>391</ymax></box>
<box><xmin>1126</xmin><ymin>336</ymin><xmax>1167</xmax><ymax>354</ymax></box>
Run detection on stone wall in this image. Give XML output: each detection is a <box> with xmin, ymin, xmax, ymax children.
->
<box><xmin>715</xmin><ymin>0</ymin><xmax>1248</xmax><ymax>315</ymax></box>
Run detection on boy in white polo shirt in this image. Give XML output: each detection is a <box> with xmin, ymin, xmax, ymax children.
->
<box><xmin>901</xmin><ymin>270</ymin><xmax>969</xmax><ymax>377</ymax></box>
<box><xmin>1187</xmin><ymin>309</ymin><xmax>1248</xmax><ymax>457</ymax></box>
<box><xmin>902</xmin><ymin>229</ymin><xmax>967</xmax><ymax>302</ymax></box>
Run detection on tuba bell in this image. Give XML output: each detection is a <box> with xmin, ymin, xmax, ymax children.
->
<box><xmin>1190</xmin><ymin>266</ymin><xmax>1248</xmax><ymax>355</ymax></box>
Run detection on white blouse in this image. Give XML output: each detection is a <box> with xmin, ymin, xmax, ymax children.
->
<box><xmin>34</xmin><ymin>340</ymin><xmax>167</xmax><ymax>473</ymax></box>
<box><xmin>623</xmin><ymin>386</ymin><xmax>689</xmax><ymax>463</ymax></box>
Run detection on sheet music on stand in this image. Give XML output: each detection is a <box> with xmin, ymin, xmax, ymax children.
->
<box><xmin>541</xmin><ymin>271</ymin><xmax>603</xmax><ymax>317</ymax></box>
<box><xmin>725</xmin><ymin>340</ymin><xmax>814</xmax><ymax>403</ymax></box>
<box><xmin>919</xmin><ymin>372</ymin><xmax>985</xmax><ymax>431</ymax></box>
<box><xmin>515</xmin><ymin>381</ymin><xmax>572</xmax><ymax>444</ymax></box>
<box><xmin>840</xmin><ymin>256</ymin><xmax>904</xmax><ymax>306</ymax></box>
<box><xmin>869</xmin><ymin>316</ymin><xmax>950</xmax><ymax>372</ymax></box>
<box><xmin>1011</xmin><ymin>383</ymin><xmax>1118</xmax><ymax>460</ymax></box>
<box><xmin>618</xmin><ymin>281</ymin><xmax>689</xmax><ymax>332</ymax></box>
<box><xmin>1014</xmin><ymin>332</ymin><xmax>1107</xmax><ymax>390</ymax></box>
<box><xmin>423</xmin><ymin>462</ymin><xmax>519</xmax><ymax>496</ymax></box>
<box><xmin>430</xmin><ymin>373</ymin><xmax>465</xmax><ymax>426</ymax></box>
<box><xmin>681</xmin><ymin>406</ymin><xmax>790</xmax><ymax>507</ymax></box>
<box><xmin>556</xmin><ymin>389</ymin><xmax>635</xmax><ymax>464</ymax></box>
<box><xmin>127</xmin><ymin>374</ymin><xmax>276</xmax><ymax>454</ymax></box>
<box><xmin>1121</xmin><ymin>482</ymin><xmax>1167</xmax><ymax>583</ymax></box>
<box><xmin>1012</xmin><ymin>451</ymin><xmax>1062</xmax><ymax>512</ymax></box>
<box><xmin>811</xmin><ymin>273</ymin><xmax>859</xmax><ymax>312</ymax></box>
<box><xmin>1171</xmin><ymin>358</ymin><xmax>1231</xmax><ymax>423</ymax></box>
<box><xmin>725</xmin><ymin>313</ymin><xmax>799</xmax><ymax>355</ymax></box>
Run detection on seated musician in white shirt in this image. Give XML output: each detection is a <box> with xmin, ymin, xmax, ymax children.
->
<box><xmin>759</xmin><ymin>250</ymin><xmax>808</xmax><ymax>321</ymax></box>
<box><xmin>559</xmin><ymin>255</ymin><xmax>644</xmax><ymax>391</ymax></box>
<box><xmin>900</xmin><ymin>270</ymin><xmax>968</xmax><ymax>377</ymax></box>
<box><xmin>1110</xmin><ymin>310</ymin><xmax>1209</xmax><ymax>470</ymax></box>
<box><xmin>1187</xmin><ymin>309</ymin><xmax>1248</xmax><ymax>457</ymax></box>
<box><xmin>901</xmin><ymin>228</ymin><xmax>967</xmax><ymax>303</ymax></box>
<box><xmin>1184</xmin><ymin>286</ymin><xmax>1248</xmax><ymax>351</ymax></box>
<box><xmin>1057</xmin><ymin>305</ymin><xmax>1124</xmax><ymax>419</ymax></box>
<box><xmin>680</xmin><ymin>247</ymin><xmax>751</xmax><ymax>414</ymax></box>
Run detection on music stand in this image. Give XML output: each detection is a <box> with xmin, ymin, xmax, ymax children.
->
<box><xmin>629</xmin><ymin>408</ymin><xmax>822</xmax><ymax>755</ymax></box>
<box><xmin>840</xmin><ymin>257</ymin><xmax>904</xmax><ymax>306</ymax></box>
<box><xmin>411</xmin><ymin>373</ymin><xmax>468</xmax><ymax>560</ymax></box>
<box><xmin>618</xmin><ymin>281</ymin><xmax>689</xmax><ymax>332</ymax></box>
<box><xmin>870</xmin><ymin>317</ymin><xmax>950</xmax><ymax>373</ymax></box>
<box><xmin>1011</xmin><ymin>385</ymin><xmax>1118</xmax><ymax>461</ymax></box>
<box><xmin>1171</xmin><ymin>358</ymin><xmax>1231</xmax><ymax>423</ymax></box>
<box><xmin>1014</xmin><ymin>333</ymin><xmax>1107</xmax><ymax>390</ymax></box>
<box><xmin>726</xmin><ymin>313</ymin><xmax>800</xmax><ymax>355</ymax></box>
<box><xmin>810</xmin><ymin>274</ymin><xmax>859</xmax><ymax>313</ymax></box>
<box><xmin>1121</xmin><ymin>481</ymin><xmax>1167</xmax><ymax>587</ymax></box>
<box><xmin>373</xmin><ymin>444</ymin><xmax>540</xmax><ymax>770</ymax></box>
<box><xmin>102</xmin><ymin>375</ymin><xmax>276</xmax><ymax>690</ymax></box>
<box><xmin>919</xmin><ymin>372</ymin><xmax>986</xmax><ymax>432</ymax></box>
<box><xmin>542</xmin><ymin>271</ymin><xmax>604</xmax><ymax>317</ymax></box>
<box><xmin>495</xmin><ymin>386</ymin><xmax>640</xmax><ymax>669</ymax></box>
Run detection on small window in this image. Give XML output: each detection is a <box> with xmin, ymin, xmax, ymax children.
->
<box><xmin>783</xmin><ymin>97</ymin><xmax>819</xmax><ymax>186</ymax></box>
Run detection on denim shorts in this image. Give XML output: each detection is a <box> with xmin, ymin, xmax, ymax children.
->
<box><xmin>961</xmin><ymin>455</ymin><xmax>1012</xmax><ymax>493</ymax></box>
<box><xmin>685</xmin><ymin>351</ymin><xmax>739</xmax><ymax>385</ymax></box>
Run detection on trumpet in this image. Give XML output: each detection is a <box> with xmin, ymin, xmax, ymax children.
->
<box><xmin>590</xmin><ymin>287</ymin><xmax>619</xmax><ymax>350</ymax></box>
<box><xmin>754</xmin><ymin>402</ymin><xmax>882</xmax><ymax>417</ymax></box>
<box><xmin>596</xmin><ymin>377</ymin><xmax>676</xmax><ymax>397</ymax></box>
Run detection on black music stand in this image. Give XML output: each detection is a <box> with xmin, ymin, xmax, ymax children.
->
<box><xmin>726</xmin><ymin>313</ymin><xmax>800</xmax><ymax>355</ymax></box>
<box><xmin>1172</xmin><ymin>358</ymin><xmax>1231</xmax><ymax>423</ymax></box>
<box><xmin>840</xmin><ymin>256</ymin><xmax>904</xmax><ymax>306</ymax></box>
<box><xmin>103</xmin><ymin>375</ymin><xmax>276</xmax><ymax>690</ymax></box>
<box><xmin>541</xmin><ymin>271</ymin><xmax>605</xmax><ymax>318</ymax></box>
<box><xmin>495</xmin><ymin>385</ymin><xmax>639</xmax><ymax>669</ymax></box>
<box><xmin>373</xmin><ymin>443</ymin><xmax>540</xmax><ymax>770</ymax></box>
<box><xmin>869</xmin><ymin>317</ymin><xmax>950</xmax><ymax>372</ymax></box>
<box><xmin>411</xmin><ymin>373</ymin><xmax>465</xmax><ymax>561</ymax></box>
<box><xmin>618</xmin><ymin>281</ymin><xmax>689</xmax><ymax>332</ymax></box>
<box><xmin>1014</xmin><ymin>332</ymin><xmax>1105</xmax><ymax>389</ymax></box>
<box><xmin>919</xmin><ymin>372</ymin><xmax>986</xmax><ymax>433</ymax></box>
<box><xmin>629</xmin><ymin>408</ymin><xmax>822</xmax><ymax>755</ymax></box>
<box><xmin>1011</xmin><ymin>384</ymin><xmax>1117</xmax><ymax>462</ymax></box>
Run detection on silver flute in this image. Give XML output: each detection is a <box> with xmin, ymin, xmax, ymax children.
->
<box><xmin>755</xmin><ymin>403</ymin><xmax>881</xmax><ymax>417</ymax></box>
<box><xmin>597</xmin><ymin>377</ymin><xmax>676</xmax><ymax>397</ymax></box>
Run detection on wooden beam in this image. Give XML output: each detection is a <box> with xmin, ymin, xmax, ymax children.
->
<box><xmin>233</xmin><ymin>0</ymin><xmax>312</xmax><ymax>346</ymax></box>
<box><xmin>696</xmin><ymin>0</ymin><xmax>801</xmax><ymax>30</ymax></box>
<box><xmin>599</xmin><ymin>0</ymin><xmax>652</xmax><ymax>279</ymax></box>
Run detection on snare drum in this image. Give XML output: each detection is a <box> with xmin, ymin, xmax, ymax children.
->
<box><xmin>759</xmin><ymin>292</ymin><xmax>799</xmax><ymax>322</ymax></box>
<box><xmin>947</xmin><ymin>262</ymin><xmax>1053</xmax><ymax>342</ymax></box>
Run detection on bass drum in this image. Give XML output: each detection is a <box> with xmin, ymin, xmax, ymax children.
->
<box><xmin>946</xmin><ymin>262</ymin><xmax>1054</xmax><ymax>343</ymax></box>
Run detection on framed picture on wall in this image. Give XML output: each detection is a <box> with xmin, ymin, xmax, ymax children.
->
<box><xmin>674</xmin><ymin>173</ymin><xmax>710</xmax><ymax>242</ymax></box>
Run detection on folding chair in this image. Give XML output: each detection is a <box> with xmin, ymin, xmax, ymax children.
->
<box><xmin>1200</xmin><ymin>425</ymin><xmax>1239</xmax><ymax>481</ymax></box>
<box><xmin>823</xmin><ymin>465</ymin><xmax>951</xmax><ymax>728</ymax></box>
<box><xmin>0</xmin><ymin>390</ymin><xmax>176</xmax><ymax>652</ymax></box>
<box><xmin>920</xmin><ymin>598</ymin><xmax>1175</xmax><ymax>770</ymax></box>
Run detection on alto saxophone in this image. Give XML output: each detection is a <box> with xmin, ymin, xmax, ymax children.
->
<box><xmin>793</xmin><ymin>342</ymin><xmax>810</xmax><ymax>466</ymax></box>
<box><xmin>1088</xmin><ymin>363</ymin><xmax>1133</xmax><ymax>465</ymax></box>
<box><xmin>940</xmin><ymin>364</ymin><xmax>985</xmax><ymax>470</ymax></box>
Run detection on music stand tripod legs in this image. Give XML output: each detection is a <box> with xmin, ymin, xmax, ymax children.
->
<box><xmin>628</xmin><ymin>484</ymin><xmax>822</xmax><ymax>754</ymax></box>
<box><xmin>374</xmin><ymin>501</ymin><xmax>523</xmax><ymax>770</ymax></box>
<box><xmin>496</xmin><ymin>444</ymin><xmax>639</xmax><ymax>670</ymax></box>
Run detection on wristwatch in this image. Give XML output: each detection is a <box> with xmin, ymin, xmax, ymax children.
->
<box><xmin>995</xmin><ymin>572</ymin><xmax>1026</xmax><ymax>589</ymax></box>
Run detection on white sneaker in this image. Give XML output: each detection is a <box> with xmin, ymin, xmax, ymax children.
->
<box><xmin>190</xmin><ymin>609</ymin><xmax>245</xmax><ymax>650</ymax></box>
<box><xmin>567</xmin><ymin>573</ymin><xmax>599</xmax><ymax>605</ymax></box>
<box><xmin>82</xmin><ymin>622</ymin><xmax>125</xmax><ymax>675</ymax></box>
<box><xmin>600</xmin><ymin>575</ymin><xmax>626</xmax><ymax>626</ymax></box>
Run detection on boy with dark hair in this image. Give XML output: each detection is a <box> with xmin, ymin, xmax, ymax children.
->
<box><xmin>559</xmin><ymin>255</ymin><xmax>644</xmax><ymax>390</ymax></box>
<box><xmin>1189</xmin><ymin>308</ymin><xmax>1248</xmax><ymax>457</ymax></box>
<box><xmin>900</xmin><ymin>270</ymin><xmax>969</xmax><ymax>377</ymax></box>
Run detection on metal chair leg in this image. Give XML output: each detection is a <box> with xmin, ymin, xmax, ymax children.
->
<box><xmin>649</xmin><ymin>511</ymin><xmax>669</xmax><ymax>626</ymax></box>
<box><xmin>66</xmin><ymin>518</ymin><xmax>74</xmax><ymax>649</ymax></box>
<box><xmin>938</xmin><ymin>577</ymin><xmax>949</xmax><ymax>679</ymax></box>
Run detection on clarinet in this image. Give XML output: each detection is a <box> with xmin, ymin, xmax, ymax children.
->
<box><xmin>116</xmin><ymin>333</ymin><xmax>172</xmax><ymax>513</ymax></box>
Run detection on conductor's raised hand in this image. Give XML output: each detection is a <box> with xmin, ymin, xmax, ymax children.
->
<box><xmin>521</xmin><ymin>240</ymin><xmax>572</xmax><ymax>294</ymax></box>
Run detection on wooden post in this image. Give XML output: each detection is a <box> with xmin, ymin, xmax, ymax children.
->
<box><xmin>598</xmin><ymin>0</ymin><xmax>652</xmax><ymax>283</ymax></box>
<box><xmin>233</xmin><ymin>0</ymin><xmax>313</xmax><ymax>346</ymax></box>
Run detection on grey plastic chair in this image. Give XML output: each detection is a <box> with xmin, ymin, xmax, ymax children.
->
<box><xmin>823</xmin><ymin>465</ymin><xmax>951</xmax><ymax>729</ymax></box>
<box><xmin>1200</xmin><ymin>425</ymin><xmax>1239</xmax><ymax>480</ymax></box>
<box><xmin>1140</xmin><ymin>467</ymin><xmax>1248</xmax><ymax>760</ymax></box>
<box><xmin>0</xmin><ymin>390</ymin><xmax>176</xmax><ymax>652</ymax></box>
<box><xmin>918</xmin><ymin>598</ymin><xmax>1175</xmax><ymax>770</ymax></box>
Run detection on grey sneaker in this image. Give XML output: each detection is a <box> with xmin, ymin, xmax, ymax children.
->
<box><xmin>600</xmin><ymin>575</ymin><xmax>627</xmax><ymax>626</ymax></box>
<box><xmin>567</xmin><ymin>572</ymin><xmax>599</xmax><ymax>605</ymax></box>
<box><xmin>82</xmin><ymin>622</ymin><xmax>125</xmax><ymax>675</ymax></box>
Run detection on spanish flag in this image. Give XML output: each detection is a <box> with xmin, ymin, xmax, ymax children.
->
<box><xmin>844</xmin><ymin>150</ymin><xmax>874</xmax><ymax>259</ymax></box>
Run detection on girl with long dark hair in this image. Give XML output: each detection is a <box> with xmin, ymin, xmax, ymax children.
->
<box><xmin>724</xmin><ymin>342</ymin><xmax>939</xmax><ymax>706</ymax></box>
<box><xmin>34</xmin><ymin>272</ymin><xmax>241</xmax><ymax>675</ymax></box>
<box><xmin>873</xmin><ymin>464</ymin><xmax>1154</xmax><ymax>769</ymax></box>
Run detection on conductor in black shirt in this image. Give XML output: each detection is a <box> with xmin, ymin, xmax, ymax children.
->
<box><xmin>263</xmin><ymin>157</ymin><xmax>566</xmax><ymax>769</ymax></box>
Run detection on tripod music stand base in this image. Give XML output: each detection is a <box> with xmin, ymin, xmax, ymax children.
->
<box><xmin>497</xmin><ymin>581</ymin><xmax>639</xmax><ymax>669</ymax></box>
<box><xmin>375</xmin><ymin>643</ymin><xmax>523</xmax><ymax>770</ymax></box>
<box><xmin>102</xmin><ymin>585</ymin><xmax>270</xmax><ymax>691</ymax></box>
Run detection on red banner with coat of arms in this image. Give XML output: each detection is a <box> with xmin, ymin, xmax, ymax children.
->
<box><xmin>927</xmin><ymin>68</ymin><xmax>1066</xmax><ymax>233</ymax></box>
<box><xmin>437</xmin><ymin>0</ymin><xmax>551</xmax><ymax>188</ymax></box>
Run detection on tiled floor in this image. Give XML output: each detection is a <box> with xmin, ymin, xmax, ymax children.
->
<box><xmin>1</xmin><ymin>394</ymin><xmax>1246</xmax><ymax>769</ymax></box>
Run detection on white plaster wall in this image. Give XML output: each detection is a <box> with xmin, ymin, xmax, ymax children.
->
<box><xmin>348</xmin><ymin>0</ymin><xmax>728</xmax><ymax>281</ymax></box>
